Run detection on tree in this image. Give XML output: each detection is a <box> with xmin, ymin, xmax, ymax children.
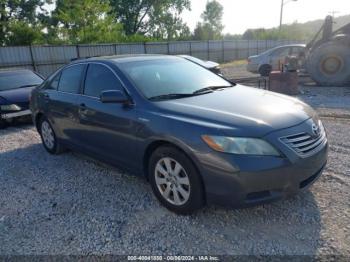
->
<box><xmin>6</xmin><ymin>20</ymin><xmax>45</xmax><ymax>45</ymax></box>
<box><xmin>0</xmin><ymin>0</ymin><xmax>50</xmax><ymax>45</ymax></box>
<box><xmin>192</xmin><ymin>0</ymin><xmax>224</xmax><ymax>40</ymax></box>
<box><xmin>51</xmin><ymin>0</ymin><xmax>123</xmax><ymax>44</ymax></box>
<box><xmin>109</xmin><ymin>0</ymin><xmax>191</xmax><ymax>37</ymax></box>
<box><xmin>150</xmin><ymin>13</ymin><xmax>191</xmax><ymax>40</ymax></box>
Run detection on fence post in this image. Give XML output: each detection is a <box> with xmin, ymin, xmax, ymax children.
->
<box><xmin>167</xmin><ymin>41</ymin><xmax>170</xmax><ymax>55</ymax></box>
<box><xmin>144</xmin><ymin>42</ymin><xmax>147</xmax><ymax>54</ymax></box>
<box><xmin>207</xmin><ymin>40</ymin><xmax>210</xmax><ymax>60</ymax></box>
<box><xmin>29</xmin><ymin>45</ymin><xmax>37</xmax><ymax>72</ymax></box>
<box><xmin>247</xmin><ymin>40</ymin><xmax>250</xmax><ymax>58</ymax></box>
<box><xmin>76</xmin><ymin>45</ymin><xmax>80</xmax><ymax>58</ymax></box>
<box><xmin>256</xmin><ymin>40</ymin><xmax>259</xmax><ymax>55</ymax></box>
<box><xmin>222</xmin><ymin>39</ymin><xmax>225</xmax><ymax>63</ymax></box>
<box><xmin>114</xmin><ymin>43</ymin><xmax>118</xmax><ymax>55</ymax></box>
<box><xmin>189</xmin><ymin>41</ymin><xmax>192</xmax><ymax>56</ymax></box>
<box><xmin>235</xmin><ymin>40</ymin><xmax>239</xmax><ymax>60</ymax></box>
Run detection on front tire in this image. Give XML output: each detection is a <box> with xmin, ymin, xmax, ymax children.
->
<box><xmin>148</xmin><ymin>146</ymin><xmax>204</xmax><ymax>214</ymax></box>
<box><xmin>39</xmin><ymin>116</ymin><xmax>64</xmax><ymax>154</ymax></box>
<box><xmin>307</xmin><ymin>41</ymin><xmax>350</xmax><ymax>86</ymax></box>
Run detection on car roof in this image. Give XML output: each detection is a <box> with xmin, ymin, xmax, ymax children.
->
<box><xmin>70</xmin><ymin>54</ymin><xmax>182</xmax><ymax>65</ymax></box>
<box><xmin>271</xmin><ymin>44</ymin><xmax>306</xmax><ymax>50</ymax></box>
<box><xmin>276</xmin><ymin>44</ymin><xmax>306</xmax><ymax>48</ymax></box>
<box><xmin>0</xmin><ymin>68</ymin><xmax>35</xmax><ymax>75</ymax></box>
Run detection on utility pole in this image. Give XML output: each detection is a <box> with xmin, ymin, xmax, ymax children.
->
<box><xmin>328</xmin><ymin>10</ymin><xmax>339</xmax><ymax>18</ymax></box>
<box><xmin>279</xmin><ymin>0</ymin><xmax>298</xmax><ymax>33</ymax></box>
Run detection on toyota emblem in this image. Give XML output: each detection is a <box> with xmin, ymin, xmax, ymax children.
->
<box><xmin>312</xmin><ymin>123</ymin><xmax>320</xmax><ymax>136</ymax></box>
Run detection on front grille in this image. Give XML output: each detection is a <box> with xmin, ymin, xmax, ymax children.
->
<box><xmin>280</xmin><ymin>121</ymin><xmax>327</xmax><ymax>158</ymax></box>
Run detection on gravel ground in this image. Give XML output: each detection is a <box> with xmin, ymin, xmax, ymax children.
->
<box><xmin>0</xmin><ymin>116</ymin><xmax>349</xmax><ymax>256</ymax></box>
<box><xmin>1</xmin><ymin>62</ymin><xmax>349</xmax><ymax>256</ymax></box>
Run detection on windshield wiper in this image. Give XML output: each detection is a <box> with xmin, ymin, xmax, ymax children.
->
<box><xmin>17</xmin><ymin>84</ymin><xmax>39</xmax><ymax>89</ymax></box>
<box><xmin>149</xmin><ymin>93</ymin><xmax>197</xmax><ymax>101</ymax></box>
<box><xmin>193</xmin><ymin>85</ymin><xmax>233</xmax><ymax>94</ymax></box>
<box><xmin>149</xmin><ymin>85</ymin><xmax>234</xmax><ymax>101</ymax></box>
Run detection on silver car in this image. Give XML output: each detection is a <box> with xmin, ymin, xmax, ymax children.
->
<box><xmin>247</xmin><ymin>44</ymin><xmax>306</xmax><ymax>76</ymax></box>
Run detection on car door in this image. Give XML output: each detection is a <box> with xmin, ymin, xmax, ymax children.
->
<box><xmin>291</xmin><ymin>46</ymin><xmax>306</xmax><ymax>69</ymax></box>
<box><xmin>43</xmin><ymin>63</ymin><xmax>86</xmax><ymax>144</ymax></box>
<box><xmin>77</xmin><ymin>63</ymin><xmax>139</xmax><ymax>166</ymax></box>
<box><xmin>270</xmin><ymin>47</ymin><xmax>291</xmax><ymax>70</ymax></box>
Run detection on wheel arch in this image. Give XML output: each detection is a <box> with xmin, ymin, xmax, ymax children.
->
<box><xmin>258</xmin><ymin>63</ymin><xmax>272</xmax><ymax>76</ymax></box>
<box><xmin>34</xmin><ymin>112</ymin><xmax>44</xmax><ymax>133</ymax></box>
<box><xmin>142</xmin><ymin>139</ymin><xmax>207</xmax><ymax>203</ymax></box>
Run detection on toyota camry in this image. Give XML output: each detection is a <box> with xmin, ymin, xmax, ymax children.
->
<box><xmin>30</xmin><ymin>55</ymin><xmax>328</xmax><ymax>214</ymax></box>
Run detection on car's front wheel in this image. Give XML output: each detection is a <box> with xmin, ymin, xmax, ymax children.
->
<box><xmin>149</xmin><ymin>146</ymin><xmax>204</xmax><ymax>214</ymax></box>
<box><xmin>39</xmin><ymin>116</ymin><xmax>64</xmax><ymax>154</ymax></box>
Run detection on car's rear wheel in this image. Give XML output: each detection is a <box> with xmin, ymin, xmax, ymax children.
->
<box><xmin>259</xmin><ymin>64</ymin><xmax>272</xmax><ymax>77</ymax></box>
<box><xmin>0</xmin><ymin>119</ymin><xmax>7</xmax><ymax>129</ymax></box>
<box><xmin>39</xmin><ymin>116</ymin><xmax>64</xmax><ymax>154</ymax></box>
<box><xmin>149</xmin><ymin>146</ymin><xmax>204</xmax><ymax>214</ymax></box>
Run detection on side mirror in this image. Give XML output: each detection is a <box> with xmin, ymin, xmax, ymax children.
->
<box><xmin>100</xmin><ymin>90</ymin><xmax>129</xmax><ymax>104</ymax></box>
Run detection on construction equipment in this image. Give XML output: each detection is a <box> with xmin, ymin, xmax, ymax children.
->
<box><xmin>305</xmin><ymin>16</ymin><xmax>350</xmax><ymax>86</ymax></box>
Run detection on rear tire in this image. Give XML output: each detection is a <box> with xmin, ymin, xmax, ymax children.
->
<box><xmin>0</xmin><ymin>119</ymin><xmax>7</xmax><ymax>129</ymax></box>
<box><xmin>39</xmin><ymin>116</ymin><xmax>64</xmax><ymax>154</ymax></box>
<box><xmin>148</xmin><ymin>146</ymin><xmax>204</xmax><ymax>215</ymax></box>
<box><xmin>307</xmin><ymin>41</ymin><xmax>350</xmax><ymax>86</ymax></box>
<box><xmin>259</xmin><ymin>64</ymin><xmax>272</xmax><ymax>77</ymax></box>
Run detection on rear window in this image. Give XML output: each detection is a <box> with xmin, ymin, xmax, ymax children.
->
<box><xmin>58</xmin><ymin>64</ymin><xmax>85</xmax><ymax>94</ymax></box>
<box><xmin>0</xmin><ymin>70</ymin><xmax>43</xmax><ymax>91</ymax></box>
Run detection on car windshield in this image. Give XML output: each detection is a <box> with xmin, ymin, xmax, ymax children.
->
<box><xmin>121</xmin><ymin>58</ymin><xmax>231</xmax><ymax>100</ymax></box>
<box><xmin>0</xmin><ymin>70</ymin><xmax>43</xmax><ymax>91</ymax></box>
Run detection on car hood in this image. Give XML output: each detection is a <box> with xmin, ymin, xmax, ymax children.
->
<box><xmin>204</xmin><ymin>60</ymin><xmax>220</xmax><ymax>68</ymax></box>
<box><xmin>0</xmin><ymin>86</ymin><xmax>35</xmax><ymax>104</ymax></box>
<box><xmin>154</xmin><ymin>85</ymin><xmax>315</xmax><ymax>137</ymax></box>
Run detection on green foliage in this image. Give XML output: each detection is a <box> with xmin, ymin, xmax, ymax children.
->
<box><xmin>242</xmin><ymin>15</ymin><xmax>350</xmax><ymax>41</ymax></box>
<box><xmin>109</xmin><ymin>0</ymin><xmax>191</xmax><ymax>40</ymax></box>
<box><xmin>2</xmin><ymin>0</ymin><xmax>350</xmax><ymax>46</ymax></box>
<box><xmin>223</xmin><ymin>33</ymin><xmax>242</xmax><ymax>40</ymax></box>
<box><xmin>51</xmin><ymin>0</ymin><xmax>123</xmax><ymax>44</ymax></box>
<box><xmin>193</xmin><ymin>0</ymin><xmax>224</xmax><ymax>40</ymax></box>
<box><xmin>0</xmin><ymin>0</ymin><xmax>50</xmax><ymax>45</ymax></box>
<box><xmin>6</xmin><ymin>20</ymin><xmax>45</xmax><ymax>45</ymax></box>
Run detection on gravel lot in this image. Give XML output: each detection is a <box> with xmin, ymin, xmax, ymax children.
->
<box><xmin>1</xmin><ymin>62</ymin><xmax>349</xmax><ymax>256</ymax></box>
<box><xmin>0</xmin><ymin>116</ymin><xmax>349</xmax><ymax>256</ymax></box>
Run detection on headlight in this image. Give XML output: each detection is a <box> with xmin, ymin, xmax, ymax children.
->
<box><xmin>202</xmin><ymin>135</ymin><xmax>280</xmax><ymax>156</ymax></box>
<box><xmin>1</xmin><ymin>104</ymin><xmax>21</xmax><ymax>111</ymax></box>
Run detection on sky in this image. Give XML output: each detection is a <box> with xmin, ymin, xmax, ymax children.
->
<box><xmin>182</xmin><ymin>0</ymin><xmax>350</xmax><ymax>34</ymax></box>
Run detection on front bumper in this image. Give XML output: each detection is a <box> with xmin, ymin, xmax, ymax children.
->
<box><xmin>196</xmin><ymin>121</ymin><xmax>329</xmax><ymax>208</ymax></box>
<box><xmin>1</xmin><ymin>109</ymin><xmax>31</xmax><ymax>120</ymax></box>
<box><xmin>246</xmin><ymin>63</ymin><xmax>259</xmax><ymax>73</ymax></box>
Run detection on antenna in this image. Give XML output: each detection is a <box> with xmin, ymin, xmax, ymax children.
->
<box><xmin>328</xmin><ymin>11</ymin><xmax>339</xmax><ymax>18</ymax></box>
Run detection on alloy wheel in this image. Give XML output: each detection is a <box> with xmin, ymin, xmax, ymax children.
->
<box><xmin>41</xmin><ymin>121</ymin><xmax>55</xmax><ymax>150</ymax></box>
<box><xmin>154</xmin><ymin>157</ymin><xmax>191</xmax><ymax>206</ymax></box>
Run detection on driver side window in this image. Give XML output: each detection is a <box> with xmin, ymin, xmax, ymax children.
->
<box><xmin>272</xmin><ymin>47</ymin><xmax>290</xmax><ymax>58</ymax></box>
<box><xmin>84</xmin><ymin>64</ymin><xmax>123</xmax><ymax>98</ymax></box>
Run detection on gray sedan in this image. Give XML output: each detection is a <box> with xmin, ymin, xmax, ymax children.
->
<box><xmin>30</xmin><ymin>55</ymin><xmax>327</xmax><ymax>214</ymax></box>
<box><xmin>247</xmin><ymin>44</ymin><xmax>306</xmax><ymax>76</ymax></box>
